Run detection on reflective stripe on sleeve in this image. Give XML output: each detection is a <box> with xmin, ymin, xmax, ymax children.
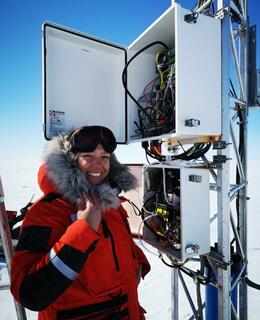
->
<box><xmin>49</xmin><ymin>248</ymin><xmax>79</xmax><ymax>280</ymax></box>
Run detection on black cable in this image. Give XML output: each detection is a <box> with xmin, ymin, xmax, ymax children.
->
<box><xmin>142</xmin><ymin>142</ymin><xmax>160</xmax><ymax>161</ymax></box>
<box><xmin>145</xmin><ymin>150</ymin><xmax>151</xmax><ymax>164</ymax></box>
<box><xmin>143</xmin><ymin>142</ymin><xmax>211</xmax><ymax>162</ymax></box>
<box><xmin>141</xmin><ymin>196</ymin><xmax>165</xmax><ymax>241</ymax></box>
<box><xmin>122</xmin><ymin>41</ymin><xmax>169</xmax><ymax>112</ymax></box>
<box><xmin>159</xmin><ymin>256</ymin><xmax>211</xmax><ymax>287</ymax></box>
<box><xmin>122</xmin><ymin>41</ymin><xmax>170</xmax><ymax>137</ymax></box>
<box><xmin>230</xmin><ymin>79</ymin><xmax>238</xmax><ymax>98</ymax></box>
<box><xmin>196</xmin><ymin>281</ymin><xmax>204</xmax><ymax>320</ymax></box>
<box><xmin>160</xmin><ymin>256</ymin><xmax>176</xmax><ymax>268</ymax></box>
<box><xmin>119</xmin><ymin>196</ymin><xmax>142</xmax><ymax>216</ymax></box>
<box><xmin>146</xmin><ymin>148</ymin><xmax>160</xmax><ymax>160</ymax></box>
<box><xmin>177</xmin><ymin>143</ymin><xmax>211</xmax><ymax>161</ymax></box>
<box><xmin>133</xmin><ymin>120</ymin><xmax>143</xmax><ymax>136</ymax></box>
<box><xmin>245</xmin><ymin>277</ymin><xmax>260</xmax><ymax>290</ymax></box>
<box><xmin>237</xmin><ymin>109</ymin><xmax>244</xmax><ymax>230</ymax></box>
<box><xmin>181</xmin><ymin>266</ymin><xmax>209</xmax><ymax>286</ymax></box>
<box><xmin>177</xmin><ymin>142</ymin><xmax>210</xmax><ymax>160</ymax></box>
<box><xmin>235</xmin><ymin>100</ymin><xmax>244</xmax><ymax>237</ymax></box>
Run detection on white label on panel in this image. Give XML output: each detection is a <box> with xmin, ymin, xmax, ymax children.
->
<box><xmin>49</xmin><ymin>109</ymin><xmax>65</xmax><ymax>136</ymax></box>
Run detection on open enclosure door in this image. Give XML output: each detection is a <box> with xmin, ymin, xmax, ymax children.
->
<box><xmin>43</xmin><ymin>23</ymin><xmax>127</xmax><ymax>143</ymax></box>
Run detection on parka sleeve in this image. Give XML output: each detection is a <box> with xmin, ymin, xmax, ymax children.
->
<box><xmin>132</xmin><ymin>244</ymin><xmax>151</xmax><ymax>278</ymax></box>
<box><xmin>10</xmin><ymin>198</ymin><xmax>100</xmax><ymax>311</ymax></box>
<box><xmin>119</xmin><ymin>205</ymin><xmax>151</xmax><ymax>278</ymax></box>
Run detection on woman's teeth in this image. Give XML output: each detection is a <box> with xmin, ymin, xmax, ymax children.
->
<box><xmin>88</xmin><ymin>172</ymin><xmax>102</xmax><ymax>177</ymax></box>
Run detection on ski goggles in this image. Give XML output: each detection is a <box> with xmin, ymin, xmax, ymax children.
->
<box><xmin>69</xmin><ymin>126</ymin><xmax>117</xmax><ymax>153</ymax></box>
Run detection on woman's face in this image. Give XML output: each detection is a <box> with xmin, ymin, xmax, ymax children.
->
<box><xmin>77</xmin><ymin>144</ymin><xmax>111</xmax><ymax>185</ymax></box>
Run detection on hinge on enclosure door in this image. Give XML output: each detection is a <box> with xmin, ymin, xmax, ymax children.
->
<box><xmin>184</xmin><ymin>12</ymin><xmax>199</xmax><ymax>24</ymax></box>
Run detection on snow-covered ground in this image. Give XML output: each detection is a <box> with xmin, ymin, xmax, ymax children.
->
<box><xmin>0</xmin><ymin>160</ymin><xmax>259</xmax><ymax>319</ymax></box>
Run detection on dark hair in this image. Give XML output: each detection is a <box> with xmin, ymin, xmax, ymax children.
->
<box><xmin>69</xmin><ymin>126</ymin><xmax>117</xmax><ymax>153</ymax></box>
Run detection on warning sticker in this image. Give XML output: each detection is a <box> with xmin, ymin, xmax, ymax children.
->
<box><xmin>49</xmin><ymin>110</ymin><xmax>65</xmax><ymax>137</ymax></box>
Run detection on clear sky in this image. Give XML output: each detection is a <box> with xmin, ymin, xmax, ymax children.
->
<box><xmin>1</xmin><ymin>0</ymin><xmax>260</xmax><ymax>175</ymax></box>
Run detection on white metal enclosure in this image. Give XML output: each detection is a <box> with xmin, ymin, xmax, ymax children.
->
<box><xmin>43</xmin><ymin>3</ymin><xmax>221</xmax><ymax>144</ymax></box>
<box><xmin>142</xmin><ymin>163</ymin><xmax>210</xmax><ymax>260</ymax></box>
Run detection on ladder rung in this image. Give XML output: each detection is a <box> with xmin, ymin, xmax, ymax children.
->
<box><xmin>0</xmin><ymin>175</ymin><xmax>28</xmax><ymax>319</ymax></box>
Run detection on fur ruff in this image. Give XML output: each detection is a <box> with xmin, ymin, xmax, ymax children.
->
<box><xmin>43</xmin><ymin>135</ymin><xmax>138</xmax><ymax>210</ymax></box>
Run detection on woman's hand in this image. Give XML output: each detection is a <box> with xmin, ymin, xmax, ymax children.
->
<box><xmin>76</xmin><ymin>192</ymin><xmax>102</xmax><ymax>231</ymax></box>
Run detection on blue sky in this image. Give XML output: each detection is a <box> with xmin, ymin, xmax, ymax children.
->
<box><xmin>1</xmin><ymin>0</ymin><xmax>260</xmax><ymax>174</ymax></box>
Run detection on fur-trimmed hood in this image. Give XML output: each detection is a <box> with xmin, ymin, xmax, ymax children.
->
<box><xmin>40</xmin><ymin>135</ymin><xmax>138</xmax><ymax>210</ymax></box>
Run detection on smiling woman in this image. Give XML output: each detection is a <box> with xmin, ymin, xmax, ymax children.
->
<box><xmin>70</xmin><ymin>126</ymin><xmax>116</xmax><ymax>186</ymax></box>
<box><xmin>10</xmin><ymin>125</ymin><xmax>151</xmax><ymax>320</ymax></box>
<box><xmin>77</xmin><ymin>145</ymin><xmax>111</xmax><ymax>186</ymax></box>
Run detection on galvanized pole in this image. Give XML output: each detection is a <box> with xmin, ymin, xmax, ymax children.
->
<box><xmin>217</xmin><ymin>0</ymin><xmax>232</xmax><ymax>319</ymax></box>
<box><xmin>238</xmin><ymin>0</ymin><xmax>249</xmax><ymax>318</ymax></box>
<box><xmin>170</xmin><ymin>4</ymin><xmax>179</xmax><ymax>320</ymax></box>
<box><xmin>171</xmin><ymin>268</ymin><xmax>179</xmax><ymax>320</ymax></box>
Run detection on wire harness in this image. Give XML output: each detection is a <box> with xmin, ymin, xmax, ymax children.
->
<box><xmin>122</xmin><ymin>42</ymin><xmax>176</xmax><ymax>138</ymax></box>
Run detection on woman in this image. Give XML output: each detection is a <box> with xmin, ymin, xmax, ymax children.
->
<box><xmin>11</xmin><ymin>125</ymin><xmax>150</xmax><ymax>320</ymax></box>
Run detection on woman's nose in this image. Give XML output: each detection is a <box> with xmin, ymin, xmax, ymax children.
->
<box><xmin>91</xmin><ymin>157</ymin><xmax>103</xmax><ymax>166</ymax></box>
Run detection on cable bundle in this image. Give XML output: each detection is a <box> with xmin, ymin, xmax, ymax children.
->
<box><xmin>137</xmin><ymin>50</ymin><xmax>175</xmax><ymax>138</ymax></box>
<box><xmin>142</xmin><ymin>140</ymin><xmax>211</xmax><ymax>162</ymax></box>
<box><xmin>122</xmin><ymin>42</ymin><xmax>175</xmax><ymax>138</ymax></box>
<box><xmin>142</xmin><ymin>194</ymin><xmax>181</xmax><ymax>251</ymax></box>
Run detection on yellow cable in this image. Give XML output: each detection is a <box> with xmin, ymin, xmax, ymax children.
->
<box><xmin>153</xmin><ymin>146</ymin><xmax>161</xmax><ymax>156</ymax></box>
<box><xmin>156</xmin><ymin>50</ymin><xmax>168</xmax><ymax>89</ymax></box>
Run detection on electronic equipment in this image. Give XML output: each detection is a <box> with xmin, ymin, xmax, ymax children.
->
<box><xmin>142</xmin><ymin>163</ymin><xmax>210</xmax><ymax>260</ymax></box>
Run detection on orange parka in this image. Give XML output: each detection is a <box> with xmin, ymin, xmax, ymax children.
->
<box><xmin>11</xmin><ymin>135</ymin><xmax>150</xmax><ymax>320</ymax></box>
